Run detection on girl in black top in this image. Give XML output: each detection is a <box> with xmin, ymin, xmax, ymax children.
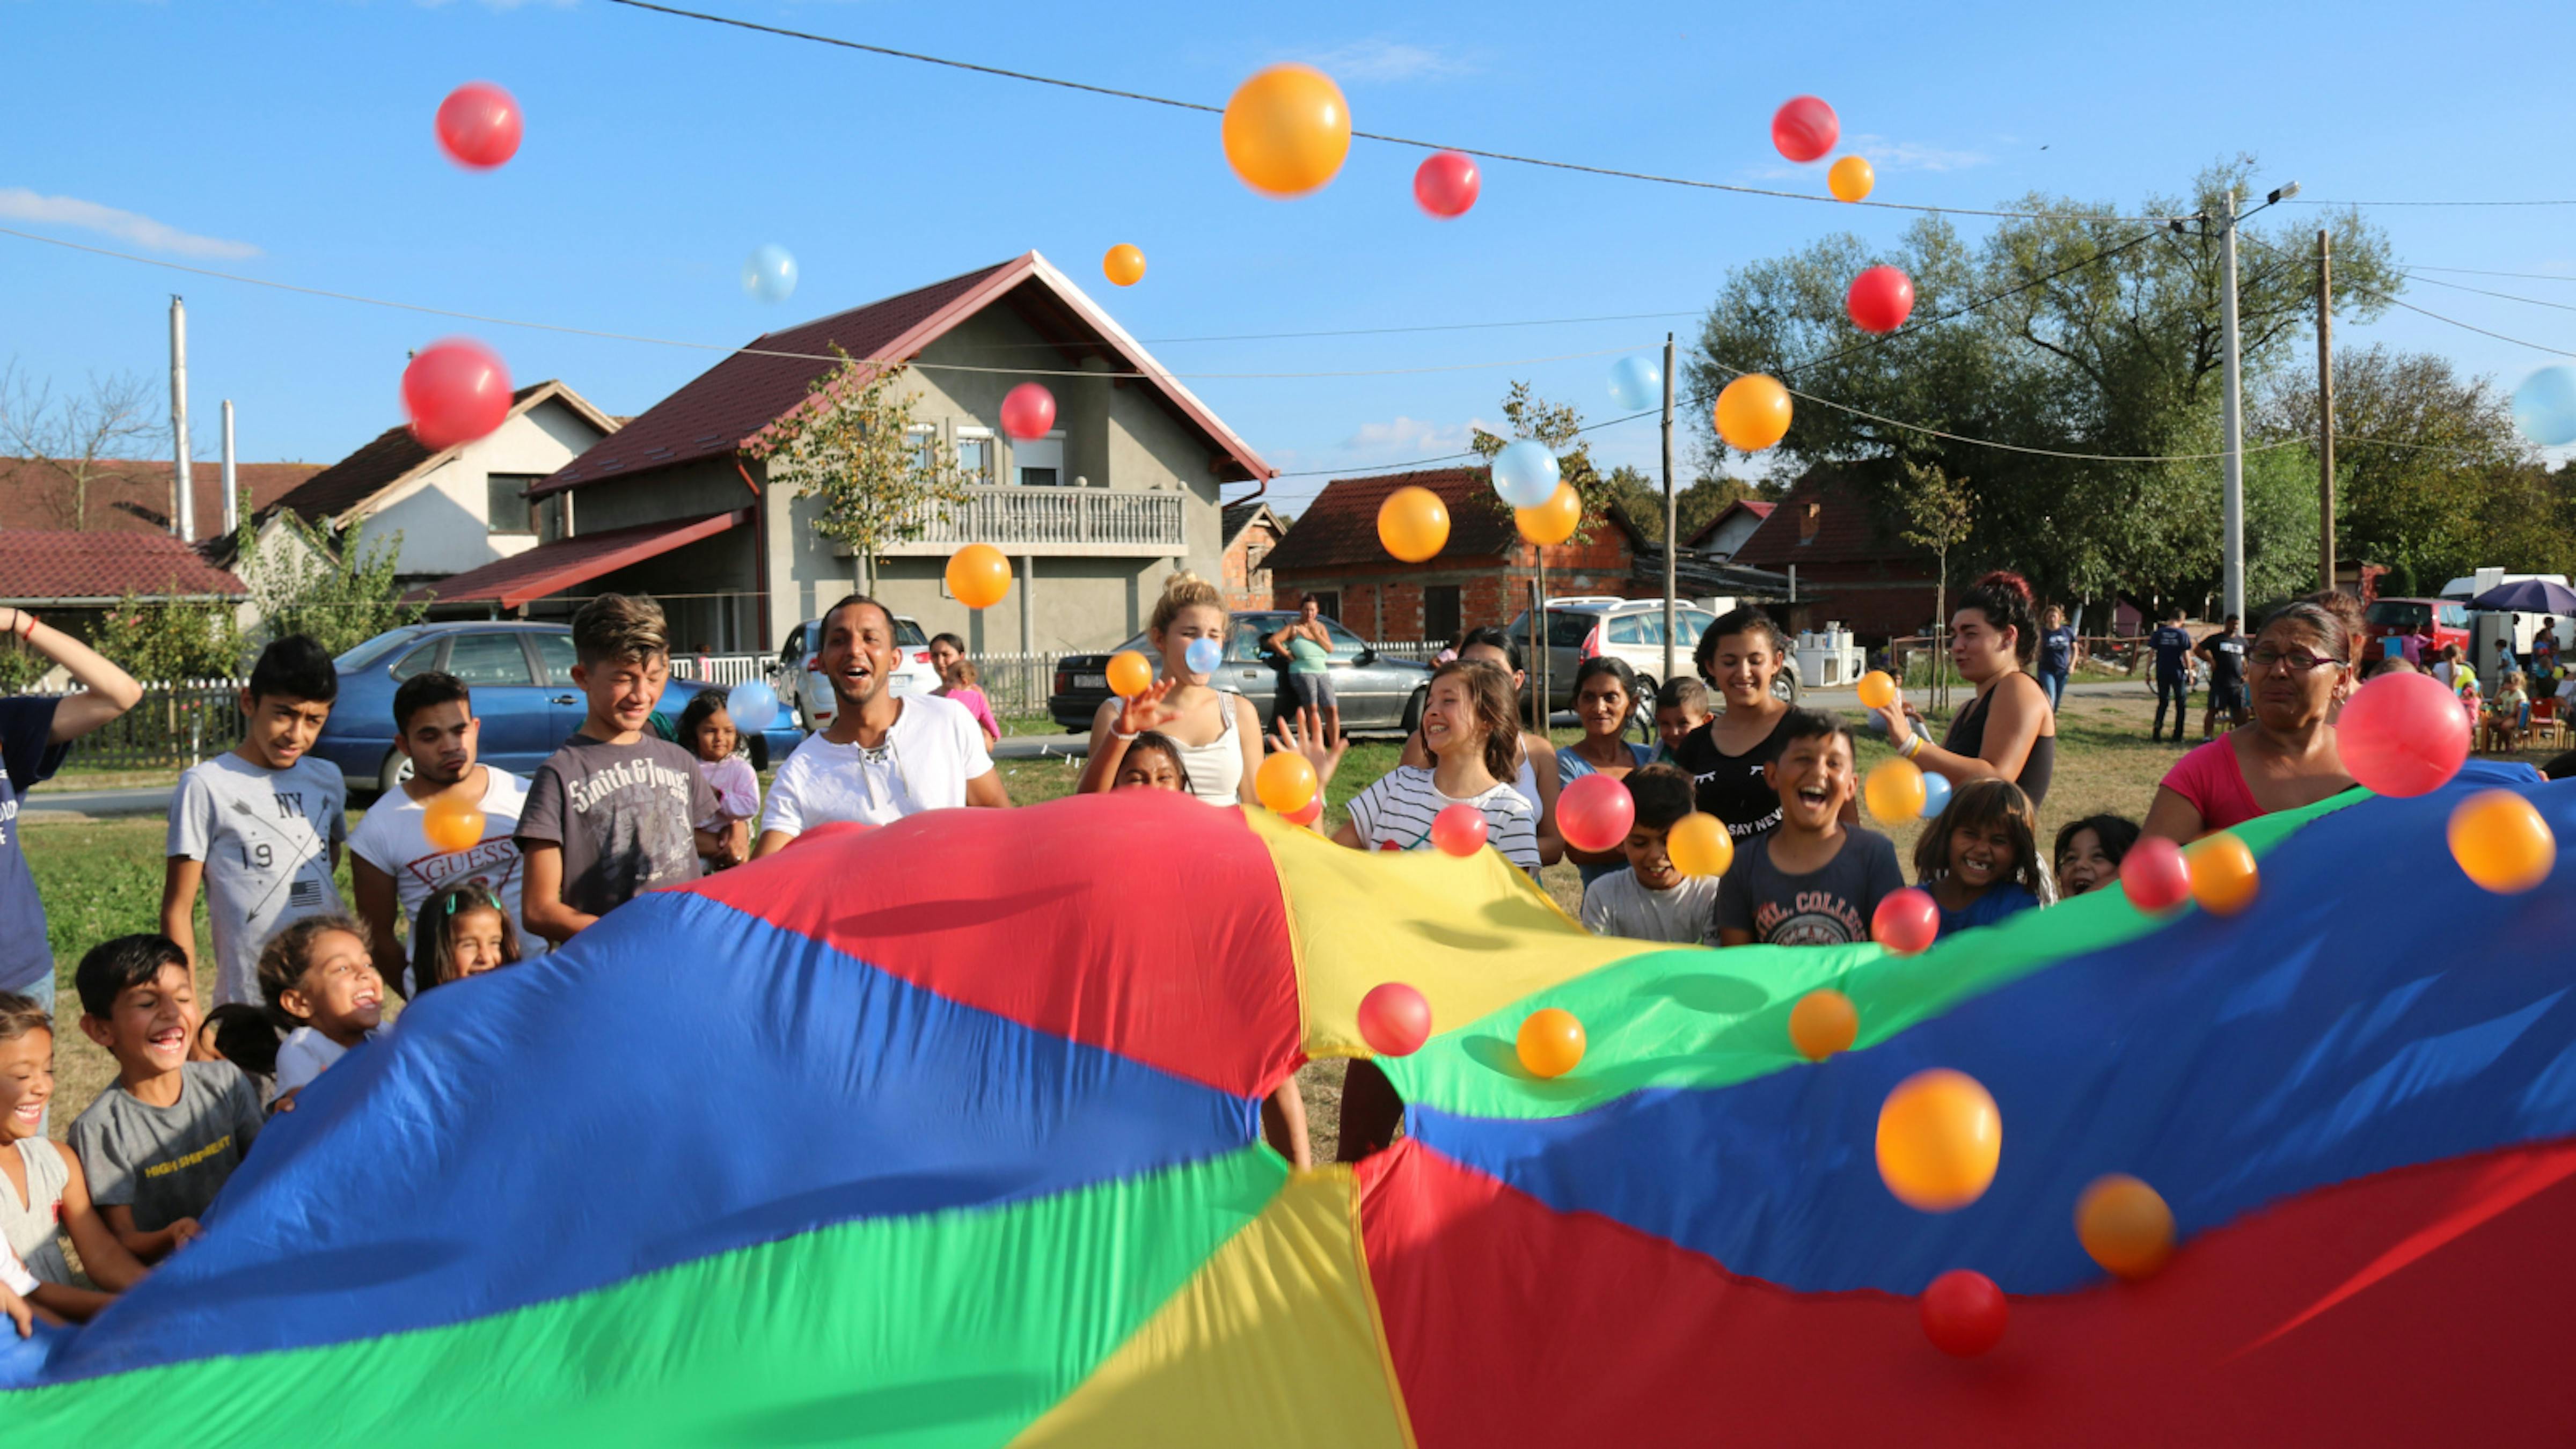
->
<box><xmin>1673</xmin><ymin>608</ymin><xmax>1799</xmax><ymax>843</ymax></box>
<box><xmin>1870</xmin><ymin>571</ymin><xmax>2057</xmax><ymax>807</ymax></box>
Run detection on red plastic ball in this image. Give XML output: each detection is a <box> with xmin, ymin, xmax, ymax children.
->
<box><xmin>1871</xmin><ymin>887</ymin><xmax>1939</xmax><ymax>956</ymax></box>
<box><xmin>1920</xmin><ymin>1269</ymin><xmax>2008</xmax><ymax>1357</ymax></box>
<box><xmin>1556</xmin><ymin>773</ymin><xmax>1636</xmax><ymax>854</ymax></box>
<box><xmin>1847</xmin><ymin>265</ymin><xmax>1916</xmax><ymax>334</ymax></box>
<box><xmin>1413</xmin><ymin>151</ymin><xmax>1481</xmax><ymax>218</ymax></box>
<box><xmin>1429</xmin><ymin>802</ymin><xmax>1489</xmax><ymax>857</ymax></box>
<box><xmin>1357</xmin><ymin>982</ymin><xmax>1432</xmax><ymax>1056</ymax></box>
<box><xmin>1284</xmin><ymin>794</ymin><xmax>1324</xmax><ymax>828</ymax></box>
<box><xmin>1000</xmin><ymin>383</ymin><xmax>1056</xmax><ymax>442</ymax></box>
<box><xmin>2339</xmin><ymin>670</ymin><xmax>2471</xmax><ymax>797</ymax></box>
<box><xmin>401</xmin><ymin>339</ymin><xmax>513</xmax><ymax>451</ymax></box>
<box><xmin>435</xmin><ymin>82</ymin><xmax>523</xmax><ymax>170</ymax></box>
<box><xmin>1770</xmin><ymin>95</ymin><xmax>1840</xmax><ymax>163</ymax></box>
<box><xmin>2119</xmin><ymin>835</ymin><xmax>2192</xmax><ymax>913</ymax></box>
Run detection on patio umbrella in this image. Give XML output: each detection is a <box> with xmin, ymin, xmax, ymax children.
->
<box><xmin>2469</xmin><ymin>577</ymin><xmax>2576</xmax><ymax>614</ymax></box>
<box><xmin>7</xmin><ymin>781</ymin><xmax>2575</xmax><ymax>1446</ymax></box>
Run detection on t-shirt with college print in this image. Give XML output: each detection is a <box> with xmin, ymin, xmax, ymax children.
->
<box><xmin>349</xmin><ymin>766</ymin><xmax>543</xmax><ymax>974</ymax></box>
<box><xmin>516</xmin><ymin>734</ymin><xmax>718</xmax><ymax>920</ymax></box>
<box><xmin>0</xmin><ymin>696</ymin><xmax>69</xmax><ymax>994</ymax></box>
<box><xmin>1344</xmin><ymin>766</ymin><xmax>1541</xmax><ymax>873</ymax></box>
<box><xmin>69</xmin><ymin>1059</ymin><xmax>264</xmax><ymax>1233</ymax></box>
<box><xmin>1714</xmin><ymin>828</ymin><xmax>1905</xmax><ymax>946</ymax></box>
<box><xmin>168</xmin><ymin>752</ymin><xmax>349</xmax><ymax>1007</ymax></box>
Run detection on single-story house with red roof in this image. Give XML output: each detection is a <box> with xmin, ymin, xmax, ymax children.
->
<box><xmin>0</xmin><ymin>456</ymin><xmax>318</xmax><ymax>536</ymax></box>
<box><xmin>0</xmin><ymin>529</ymin><xmax>250</xmax><ymax>661</ymax></box>
<box><xmin>1728</xmin><ymin>466</ymin><xmax>1940</xmax><ymax>640</ymax></box>
<box><xmin>1261</xmin><ymin>467</ymin><xmax>1642</xmax><ymax>644</ymax></box>
<box><xmin>423</xmin><ymin>253</ymin><xmax>1272</xmax><ymax>655</ymax></box>
<box><xmin>1685</xmin><ymin>498</ymin><xmax>1775</xmax><ymax>560</ymax></box>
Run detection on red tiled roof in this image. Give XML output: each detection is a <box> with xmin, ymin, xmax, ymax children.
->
<box><xmin>1684</xmin><ymin>497</ymin><xmax>1775</xmax><ymax>550</ymax></box>
<box><xmin>411</xmin><ymin>509</ymin><xmax>750</xmax><ymax>609</ymax></box>
<box><xmin>1263</xmin><ymin>467</ymin><xmax>1642</xmax><ymax>573</ymax></box>
<box><xmin>0</xmin><ymin>529</ymin><xmax>247</xmax><ymax>602</ymax></box>
<box><xmin>536</xmin><ymin>253</ymin><xmax>1269</xmax><ymax>496</ymax></box>
<box><xmin>0</xmin><ymin>457</ymin><xmax>319</xmax><ymax>535</ymax></box>
<box><xmin>1729</xmin><ymin>467</ymin><xmax>1930</xmax><ymax>569</ymax></box>
<box><xmin>265</xmin><ymin>380</ymin><xmax>614</xmax><ymax>525</ymax></box>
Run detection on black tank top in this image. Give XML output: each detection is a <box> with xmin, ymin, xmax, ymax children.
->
<box><xmin>1943</xmin><ymin>681</ymin><xmax>2055</xmax><ymax>807</ymax></box>
<box><xmin>1674</xmin><ymin>709</ymin><xmax>1796</xmax><ymax>841</ymax></box>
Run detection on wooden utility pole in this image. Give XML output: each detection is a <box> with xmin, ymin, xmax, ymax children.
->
<box><xmin>2316</xmin><ymin>230</ymin><xmax>2336</xmax><ymax>593</ymax></box>
<box><xmin>1660</xmin><ymin>333</ymin><xmax>1678</xmax><ymax>687</ymax></box>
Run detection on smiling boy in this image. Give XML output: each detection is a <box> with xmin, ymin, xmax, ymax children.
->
<box><xmin>162</xmin><ymin>636</ymin><xmax>348</xmax><ymax>1007</ymax></box>
<box><xmin>1714</xmin><ymin>711</ymin><xmax>1903</xmax><ymax>947</ymax></box>
<box><xmin>68</xmin><ymin>935</ymin><xmax>264</xmax><ymax>1263</ymax></box>
<box><xmin>1579</xmin><ymin>765</ymin><xmax>1721</xmax><ymax>944</ymax></box>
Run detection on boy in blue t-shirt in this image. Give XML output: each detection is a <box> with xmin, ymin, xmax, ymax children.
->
<box><xmin>2147</xmin><ymin>608</ymin><xmax>2194</xmax><ymax>744</ymax></box>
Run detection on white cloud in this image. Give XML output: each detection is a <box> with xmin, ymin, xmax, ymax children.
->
<box><xmin>0</xmin><ymin>189</ymin><xmax>260</xmax><ymax>259</ymax></box>
<box><xmin>1340</xmin><ymin>415</ymin><xmax>1490</xmax><ymax>457</ymax></box>
<box><xmin>1295</xmin><ymin>38</ymin><xmax>1476</xmax><ymax>83</ymax></box>
<box><xmin>1845</xmin><ymin>134</ymin><xmax>1994</xmax><ymax>174</ymax></box>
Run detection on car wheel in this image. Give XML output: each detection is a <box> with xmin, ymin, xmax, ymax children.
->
<box><xmin>1773</xmin><ymin>670</ymin><xmax>1801</xmax><ymax>705</ymax></box>
<box><xmin>1631</xmin><ymin>674</ymin><xmax>1659</xmax><ymax>741</ymax></box>
<box><xmin>377</xmin><ymin>750</ymin><xmax>413</xmax><ymax>796</ymax></box>
<box><xmin>1400</xmin><ymin>686</ymin><xmax>1428</xmax><ymax>734</ymax></box>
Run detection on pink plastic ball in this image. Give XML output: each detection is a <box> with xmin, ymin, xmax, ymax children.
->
<box><xmin>1872</xmin><ymin>887</ymin><xmax>1939</xmax><ymax>956</ymax></box>
<box><xmin>1921</xmin><ymin>1269</ymin><xmax>2008</xmax><ymax>1357</ymax></box>
<box><xmin>2338</xmin><ymin>670</ymin><xmax>2471</xmax><ymax>797</ymax></box>
<box><xmin>1284</xmin><ymin>794</ymin><xmax>1324</xmax><ymax>828</ymax></box>
<box><xmin>2119</xmin><ymin>835</ymin><xmax>2192</xmax><ymax>913</ymax></box>
<box><xmin>1429</xmin><ymin>802</ymin><xmax>1488</xmax><ymax>857</ymax></box>
<box><xmin>1770</xmin><ymin>96</ymin><xmax>1840</xmax><ymax>164</ymax></box>
<box><xmin>1000</xmin><ymin>382</ymin><xmax>1057</xmax><ymax>442</ymax></box>
<box><xmin>401</xmin><ymin>339</ymin><xmax>513</xmax><ymax>451</ymax></box>
<box><xmin>1847</xmin><ymin>266</ymin><xmax>1916</xmax><ymax>334</ymax></box>
<box><xmin>1357</xmin><ymin>982</ymin><xmax>1432</xmax><ymax>1056</ymax></box>
<box><xmin>1413</xmin><ymin>151</ymin><xmax>1481</xmax><ymax>218</ymax></box>
<box><xmin>435</xmin><ymin>82</ymin><xmax>523</xmax><ymax>170</ymax></box>
<box><xmin>1557</xmin><ymin>773</ymin><xmax>1636</xmax><ymax>854</ymax></box>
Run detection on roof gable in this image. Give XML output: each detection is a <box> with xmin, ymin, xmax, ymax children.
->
<box><xmin>1729</xmin><ymin>467</ymin><xmax>1928</xmax><ymax>569</ymax></box>
<box><xmin>1685</xmin><ymin>497</ymin><xmax>1775</xmax><ymax>551</ymax></box>
<box><xmin>1222</xmin><ymin>500</ymin><xmax>1283</xmax><ymax>547</ymax></box>
<box><xmin>536</xmin><ymin>252</ymin><xmax>1269</xmax><ymax>495</ymax></box>
<box><xmin>266</xmin><ymin>380</ymin><xmax>616</xmax><ymax>527</ymax></box>
<box><xmin>0</xmin><ymin>529</ymin><xmax>246</xmax><ymax>602</ymax></box>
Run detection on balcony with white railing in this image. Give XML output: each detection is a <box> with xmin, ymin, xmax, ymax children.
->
<box><xmin>866</xmin><ymin>486</ymin><xmax>1192</xmax><ymax>558</ymax></box>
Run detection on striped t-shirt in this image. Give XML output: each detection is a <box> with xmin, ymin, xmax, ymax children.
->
<box><xmin>1345</xmin><ymin>765</ymin><xmax>1541</xmax><ymax>872</ymax></box>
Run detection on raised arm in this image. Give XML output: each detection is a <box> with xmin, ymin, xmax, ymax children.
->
<box><xmin>0</xmin><ymin>608</ymin><xmax>143</xmax><ymax>743</ymax></box>
<box><xmin>1875</xmin><ymin>675</ymin><xmax>2048</xmax><ymax>789</ymax></box>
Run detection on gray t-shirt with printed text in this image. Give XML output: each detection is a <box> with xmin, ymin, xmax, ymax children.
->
<box><xmin>69</xmin><ymin>1060</ymin><xmax>265</xmax><ymax>1233</ymax></box>
<box><xmin>516</xmin><ymin>734</ymin><xmax>717</xmax><ymax>921</ymax></box>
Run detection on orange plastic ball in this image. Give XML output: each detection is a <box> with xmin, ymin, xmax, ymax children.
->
<box><xmin>1827</xmin><ymin>155</ymin><xmax>1875</xmax><ymax>202</ymax></box>
<box><xmin>1514</xmin><ymin>482</ymin><xmax>1582</xmax><ymax>546</ymax></box>
<box><xmin>1863</xmin><ymin>757</ymin><xmax>1926</xmax><ymax>825</ymax></box>
<box><xmin>1876</xmin><ymin>1068</ymin><xmax>2001</xmax><ymax>1212</ymax></box>
<box><xmin>422</xmin><ymin>796</ymin><xmax>485</xmax><ymax>854</ymax></box>
<box><xmin>2185</xmin><ymin>832</ymin><xmax>2259</xmax><ymax>916</ymax></box>
<box><xmin>1376</xmin><ymin>485</ymin><xmax>1451</xmax><ymax>562</ymax></box>
<box><xmin>1666</xmin><ymin>812</ymin><xmax>1734</xmax><ymax>877</ymax></box>
<box><xmin>1788</xmin><ymin>989</ymin><xmax>1858</xmax><ymax>1061</ymax></box>
<box><xmin>2075</xmin><ymin>1173</ymin><xmax>2175</xmax><ymax>1280</ymax></box>
<box><xmin>1106</xmin><ymin>650</ymin><xmax>1154</xmax><ymax>699</ymax></box>
<box><xmin>1254</xmin><ymin>750</ymin><xmax>1318</xmax><ymax>815</ymax></box>
<box><xmin>1516</xmin><ymin>1007</ymin><xmax>1586</xmax><ymax>1079</ymax></box>
<box><xmin>2449</xmin><ymin>789</ymin><xmax>2557</xmax><ymax>894</ymax></box>
<box><xmin>1221</xmin><ymin>64</ymin><xmax>1351</xmax><ymax>197</ymax></box>
<box><xmin>1714</xmin><ymin>375</ymin><xmax>1792</xmax><ymax>451</ymax></box>
<box><xmin>944</xmin><ymin>544</ymin><xmax>1012</xmax><ymax>611</ymax></box>
<box><xmin>1102</xmin><ymin>244</ymin><xmax>1147</xmax><ymax>287</ymax></box>
<box><xmin>1855</xmin><ymin>669</ymin><xmax>1897</xmax><ymax>711</ymax></box>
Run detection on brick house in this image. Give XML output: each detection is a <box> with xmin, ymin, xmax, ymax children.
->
<box><xmin>1727</xmin><ymin>466</ymin><xmax>1940</xmax><ymax>641</ymax></box>
<box><xmin>1219</xmin><ymin>500</ymin><xmax>1284</xmax><ymax>613</ymax></box>
<box><xmin>1262</xmin><ymin>467</ymin><xmax>1642</xmax><ymax>642</ymax></box>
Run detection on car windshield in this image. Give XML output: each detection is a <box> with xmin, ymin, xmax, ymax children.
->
<box><xmin>1507</xmin><ymin>608</ymin><xmax>1605</xmax><ymax>648</ymax></box>
<box><xmin>335</xmin><ymin>628</ymin><xmax>423</xmax><ymax>670</ymax></box>
<box><xmin>894</xmin><ymin>618</ymin><xmax>931</xmax><ymax>648</ymax></box>
<box><xmin>2366</xmin><ymin>601</ymin><xmax>2432</xmax><ymax>630</ymax></box>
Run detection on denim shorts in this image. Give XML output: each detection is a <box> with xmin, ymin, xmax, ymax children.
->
<box><xmin>1289</xmin><ymin>672</ymin><xmax>1337</xmax><ymax>711</ymax></box>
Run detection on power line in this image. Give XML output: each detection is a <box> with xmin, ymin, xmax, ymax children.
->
<box><xmin>598</xmin><ymin>0</ymin><xmax>2193</xmax><ymax>226</ymax></box>
<box><xmin>2289</xmin><ymin>197</ymin><xmax>2576</xmax><ymax>208</ymax></box>
<box><xmin>2405</xmin><ymin>265</ymin><xmax>2576</xmax><ymax>283</ymax></box>
<box><xmin>2400</xmin><ymin>271</ymin><xmax>2576</xmax><ymax>314</ymax></box>
<box><xmin>2244</xmin><ymin>232</ymin><xmax>2576</xmax><ymax>360</ymax></box>
<box><xmin>1270</xmin><ymin>408</ymin><xmax>1659</xmax><ymax>479</ymax></box>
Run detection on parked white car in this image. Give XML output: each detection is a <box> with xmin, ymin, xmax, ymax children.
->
<box><xmin>777</xmin><ymin>613</ymin><xmax>943</xmax><ymax>732</ymax></box>
<box><xmin>1509</xmin><ymin>596</ymin><xmax>1799</xmax><ymax>709</ymax></box>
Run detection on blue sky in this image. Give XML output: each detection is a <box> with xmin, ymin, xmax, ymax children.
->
<box><xmin>3</xmin><ymin>0</ymin><xmax>2571</xmax><ymax>515</ymax></box>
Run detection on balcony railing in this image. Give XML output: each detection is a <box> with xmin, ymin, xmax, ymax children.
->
<box><xmin>872</xmin><ymin>486</ymin><xmax>1189</xmax><ymax>558</ymax></box>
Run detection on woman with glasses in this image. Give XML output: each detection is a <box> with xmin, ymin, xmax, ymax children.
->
<box><xmin>2142</xmin><ymin>599</ymin><xmax>2359</xmax><ymax>842</ymax></box>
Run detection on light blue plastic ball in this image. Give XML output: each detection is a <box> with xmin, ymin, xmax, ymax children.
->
<box><xmin>726</xmin><ymin>678</ymin><xmax>780</xmax><ymax>734</ymax></box>
<box><xmin>1608</xmin><ymin>355</ymin><xmax>1663</xmax><ymax>414</ymax></box>
<box><xmin>1490</xmin><ymin>440</ymin><xmax>1563</xmax><ymax>510</ymax></box>
<box><xmin>2514</xmin><ymin>365</ymin><xmax>2576</xmax><ymax>448</ymax></box>
<box><xmin>1918</xmin><ymin>769</ymin><xmax>1952</xmax><ymax>819</ymax></box>
<box><xmin>742</xmin><ymin>244</ymin><xmax>799</xmax><ymax>304</ymax></box>
<box><xmin>1184</xmin><ymin>637</ymin><xmax>1223</xmax><ymax>676</ymax></box>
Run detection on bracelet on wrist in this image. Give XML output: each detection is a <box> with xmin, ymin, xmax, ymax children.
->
<box><xmin>1111</xmin><ymin>728</ymin><xmax>1138</xmax><ymax>742</ymax></box>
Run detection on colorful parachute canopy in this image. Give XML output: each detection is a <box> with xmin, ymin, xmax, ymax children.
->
<box><xmin>5</xmin><ymin>769</ymin><xmax>2573</xmax><ymax>1446</ymax></box>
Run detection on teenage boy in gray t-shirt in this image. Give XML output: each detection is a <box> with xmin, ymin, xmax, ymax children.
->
<box><xmin>517</xmin><ymin>594</ymin><xmax>720</xmax><ymax>944</ymax></box>
<box><xmin>1716</xmin><ymin>711</ymin><xmax>1904</xmax><ymax>947</ymax></box>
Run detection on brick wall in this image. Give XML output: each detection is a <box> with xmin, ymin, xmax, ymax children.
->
<box><xmin>1223</xmin><ymin>519</ymin><xmax>1281</xmax><ymax>612</ymax></box>
<box><xmin>1275</xmin><ymin>528</ymin><xmax>1638</xmax><ymax>641</ymax></box>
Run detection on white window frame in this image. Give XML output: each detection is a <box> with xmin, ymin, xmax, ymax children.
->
<box><xmin>953</xmin><ymin>425</ymin><xmax>995</xmax><ymax>487</ymax></box>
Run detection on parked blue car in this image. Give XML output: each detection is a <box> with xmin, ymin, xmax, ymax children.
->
<box><xmin>318</xmin><ymin>622</ymin><xmax>804</xmax><ymax>795</ymax></box>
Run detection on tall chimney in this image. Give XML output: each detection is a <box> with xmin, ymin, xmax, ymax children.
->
<box><xmin>221</xmin><ymin>400</ymin><xmax>239</xmax><ymax>536</ymax></box>
<box><xmin>170</xmin><ymin>296</ymin><xmax>195</xmax><ymax>542</ymax></box>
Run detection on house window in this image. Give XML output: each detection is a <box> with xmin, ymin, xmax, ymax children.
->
<box><xmin>487</xmin><ymin>474</ymin><xmax>544</xmax><ymax>535</ymax></box>
<box><xmin>954</xmin><ymin>430</ymin><xmax>993</xmax><ymax>486</ymax></box>
<box><xmin>907</xmin><ymin>427</ymin><xmax>938</xmax><ymax>473</ymax></box>
<box><xmin>1014</xmin><ymin>433</ymin><xmax>1064</xmax><ymax>487</ymax></box>
<box><xmin>1799</xmin><ymin>501</ymin><xmax>1820</xmax><ymax>546</ymax></box>
<box><xmin>1424</xmin><ymin>585</ymin><xmax>1461</xmax><ymax>642</ymax></box>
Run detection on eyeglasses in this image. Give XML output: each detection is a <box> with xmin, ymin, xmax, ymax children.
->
<box><xmin>2249</xmin><ymin>649</ymin><xmax>2344</xmax><ymax>674</ymax></box>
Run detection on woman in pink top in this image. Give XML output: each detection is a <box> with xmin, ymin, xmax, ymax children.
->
<box><xmin>938</xmin><ymin>656</ymin><xmax>1002</xmax><ymax>748</ymax></box>
<box><xmin>2143</xmin><ymin>599</ymin><xmax>2359</xmax><ymax>842</ymax></box>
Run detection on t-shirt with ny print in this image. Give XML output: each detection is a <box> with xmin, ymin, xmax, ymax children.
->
<box><xmin>168</xmin><ymin>752</ymin><xmax>348</xmax><ymax>1007</ymax></box>
<box><xmin>516</xmin><ymin>733</ymin><xmax>719</xmax><ymax>922</ymax></box>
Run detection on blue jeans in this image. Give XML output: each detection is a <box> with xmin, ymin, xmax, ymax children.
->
<box><xmin>2154</xmin><ymin>672</ymin><xmax>2190</xmax><ymax>741</ymax></box>
<box><xmin>2039</xmin><ymin>668</ymin><xmax>2069</xmax><ymax>709</ymax></box>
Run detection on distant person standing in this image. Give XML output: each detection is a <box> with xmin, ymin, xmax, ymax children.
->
<box><xmin>1265</xmin><ymin>597</ymin><xmax>1338</xmax><ymax>741</ymax></box>
<box><xmin>2037</xmin><ymin>605</ymin><xmax>2079</xmax><ymax>710</ymax></box>
<box><xmin>2195</xmin><ymin>615</ymin><xmax>2249</xmax><ymax>738</ymax></box>
<box><xmin>2148</xmin><ymin>607</ymin><xmax>2196</xmax><ymax>744</ymax></box>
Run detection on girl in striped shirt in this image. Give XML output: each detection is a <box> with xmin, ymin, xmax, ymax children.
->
<box><xmin>1279</xmin><ymin>661</ymin><xmax>1541</xmax><ymax>873</ymax></box>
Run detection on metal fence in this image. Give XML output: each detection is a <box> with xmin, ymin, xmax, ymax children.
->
<box><xmin>32</xmin><ymin>678</ymin><xmax>246</xmax><ymax>773</ymax></box>
<box><xmin>668</xmin><ymin>653</ymin><xmax>775</xmax><ymax>689</ymax></box>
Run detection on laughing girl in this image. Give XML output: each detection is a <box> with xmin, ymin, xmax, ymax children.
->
<box><xmin>1912</xmin><ymin>779</ymin><xmax>2052</xmax><ymax>935</ymax></box>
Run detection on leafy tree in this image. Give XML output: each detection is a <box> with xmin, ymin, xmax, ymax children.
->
<box><xmin>1467</xmin><ymin>382</ymin><xmax>1626</xmax><ymax>544</ymax></box>
<box><xmin>1600</xmin><ymin>468</ymin><xmax>1769</xmax><ymax>546</ymax></box>
<box><xmin>1898</xmin><ymin>462</ymin><xmax>1974</xmax><ymax>707</ymax></box>
<box><xmin>91</xmin><ymin>594</ymin><xmax>243</xmax><ymax>682</ymax></box>
<box><xmin>742</xmin><ymin>350</ymin><xmax>974</xmax><ymax>592</ymax></box>
<box><xmin>238</xmin><ymin>511</ymin><xmax>427</xmax><ymax>658</ymax></box>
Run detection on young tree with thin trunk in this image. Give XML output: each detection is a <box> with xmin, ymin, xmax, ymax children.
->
<box><xmin>1899</xmin><ymin>460</ymin><xmax>1974</xmax><ymax>712</ymax></box>
<box><xmin>741</xmin><ymin>349</ymin><xmax>974</xmax><ymax>594</ymax></box>
<box><xmin>0</xmin><ymin>360</ymin><xmax>156</xmax><ymax>529</ymax></box>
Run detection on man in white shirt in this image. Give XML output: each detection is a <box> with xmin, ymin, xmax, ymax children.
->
<box><xmin>349</xmin><ymin>671</ymin><xmax>539</xmax><ymax>994</ymax></box>
<box><xmin>755</xmin><ymin>595</ymin><xmax>1008</xmax><ymax>855</ymax></box>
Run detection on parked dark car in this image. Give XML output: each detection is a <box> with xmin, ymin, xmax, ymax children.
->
<box><xmin>1048</xmin><ymin>612</ymin><xmax>1430</xmax><ymax>736</ymax></box>
<box><xmin>317</xmin><ymin>622</ymin><xmax>806</xmax><ymax>795</ymax></box>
